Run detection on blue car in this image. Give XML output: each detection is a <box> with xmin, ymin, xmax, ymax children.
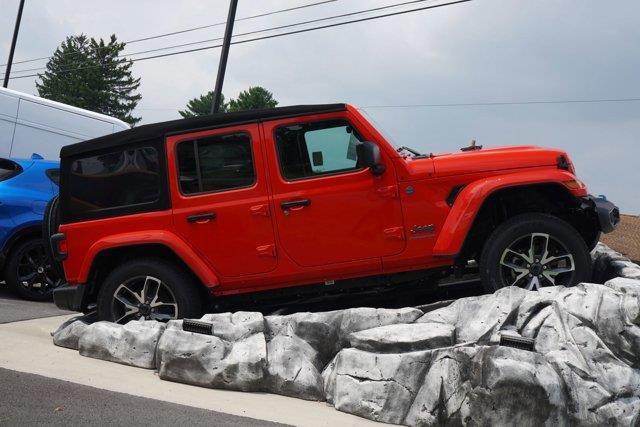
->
<box><xmin>0</xmin><ymin>154</ymin><xmax>60</xmax><ymax>300</ymax></box>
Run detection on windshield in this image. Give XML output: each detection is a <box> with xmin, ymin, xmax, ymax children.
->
<box><xmin>357</xmin><ymin>108</ymin><xmax>401</xmax><ymax>150</ymax></box>
<box><xmin>357</xmin><ymin>108</ymin><xmax>425</xmax><ymax>157</ymax></box>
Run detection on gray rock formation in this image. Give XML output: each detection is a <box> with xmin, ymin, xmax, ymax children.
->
<box><xmin>605</xmin><ymin>276</ymin><xmax>640</xmax><ymax>295</ymax></box>
<box><xmin>322</xmin><ymin>281</ymin><xmax>640</xmax><ymax>426</ymax></box>
<box><xmin>52</xmin><ymin>244</ymin><xmax>640</xmax><ymax>426</ymax></box>
<box><xmin>263</xmin><ymin>307</ymin><xmax>423</xmax><ymax>400</ymax></box>
<box><xmin>405</xmin><ymin>346</ymin><xmax>568</xmax><ymax>426</ymax></box>
<box><xmin>348</xmin><ymin>322</ymin><xmax>455</xmax><ymax>353</ymax></box>
<box><xmin>51</xmin><ymin>314</ymin><xmax>92</xmax><ymax>350</ymax></box>
<box><xmin>78</xmin><ymin>320</ymin><xmax>165</xmax><ymax>368</ymax></box>
<box><xmin>155</xmin><ymin>313</ymin><xmax>267</xmax><ymax>392</ymax></box>
<box><xmin>593</xmin><ymin>242</ymin><xmax>640</xmax><ymax>282</ymax></box>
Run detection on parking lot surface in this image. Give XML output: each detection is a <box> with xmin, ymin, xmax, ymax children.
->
<box><xmin>0</xmin><ymin>284</ymin><xmax>73</xmax><ymax>324</ymax></box>
<box><xmin>0</xmin><ymin>367</ymin><xmax>286</xmax><ymax>426</ymax></box>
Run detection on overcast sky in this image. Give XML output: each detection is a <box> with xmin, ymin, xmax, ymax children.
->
<box><xmin>1</xmin><ymin>0</ymin><xmax>638</xmax><ymax>212</ymax></box>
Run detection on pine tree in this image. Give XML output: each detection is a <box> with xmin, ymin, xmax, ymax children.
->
<box><xmin>36</xmin><ymin>34</ymin><xmax>142</xmax><ymax>125</ymax></box>
<box><xmin>179</xmin><ymin>86</ymin><xmax>278</xmax><ymax>118</ymax></box>
<box><xmin>178</xmin><ymin>91</ymin><xmax>227</xmax><ymax>118</ymax></box>
<box><xmin>228</xmin><ymin>86</ymin><xmax>278</xmax><ymax>112</ymax></box>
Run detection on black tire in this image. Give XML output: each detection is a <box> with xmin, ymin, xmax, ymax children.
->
<box><xmin>4</xmin><ymin>237</ymin><xmax>63</xmax><ymax>301</ymax></box>
<box><xmin>42</xmin><ymin>195</ymin><xmax>65</xmax><ymax>280</ymax></box>
<box><xmin>479</xmin><ymin>213</ymin><xmax>592</xmax><ymax>292</ymax></box>
<box><xmin>97</xmin><ymin>258</ymin><xmax>202</xmax><ymax>324</ymax></box>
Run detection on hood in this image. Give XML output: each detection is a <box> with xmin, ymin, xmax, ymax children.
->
<box><xmin>430</xmin><ymin>145</ymin><xmax>569</xmax><ymax>177</ymax></box>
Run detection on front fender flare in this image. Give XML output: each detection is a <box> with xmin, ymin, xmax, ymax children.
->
<box><xmin>78</xmin><ymin>230</ymin><xmax>220</xmax><ymax>288</ymax></box>
<box><xmin>432</xmin><ymin>169</ymin><xmax>584</xmax><ymax>257</ymax></box>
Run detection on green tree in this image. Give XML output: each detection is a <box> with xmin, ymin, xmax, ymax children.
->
<box><xmin>37</xmin><ymin>34</ymin><xmax>142</xmax><ymax>125</ymax></box>
<box><xmin>179</xmin><ymin>86</ymin><xmax>278</xmax><ymax>118</ymax></box>
<box><xmin>228</xmin><ymin>86</ymin><xmax>278</xmax><ymax>112</ymax></box>
<box><xmin>178</xmin><ymin>91</ymin><xmax>227</xmax><ymax>118</ymax></box>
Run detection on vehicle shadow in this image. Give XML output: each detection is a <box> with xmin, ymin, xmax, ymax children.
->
<box><xmin>214</xmin><ymin>277</ymin><xmax>485</xmax><ymax>316</ymax></box>
<box><xmin>0</xmin><ymin>282</ymin><xmax>23</xmax><ymax>301</ymax></box>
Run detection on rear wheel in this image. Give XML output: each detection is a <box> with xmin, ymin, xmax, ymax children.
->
<box><xmin>97</xmin><ymin>258</ymin><xmax>202</xmax><ymax>324</ymax></box>
<box><xmin>5</xmin><ymin>237</ymin><xmax>63</xmax><ymax>301</ymax></box>
<box><xmin>479</xmin><ymin>213</ymin><xmax>592</xmax><ymax>292</ymax></box>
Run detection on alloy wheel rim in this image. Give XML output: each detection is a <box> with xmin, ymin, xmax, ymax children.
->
<box><xmin>17</xmin><ymin>245</ymin><xmax>61</xmax><ymax>294</ymax></box>
<box><xmin>499</xmin><ymin>232</ymin><xmax>576</xmax><ymax>290</ymax></box>
<box><xmin>111</xmin><ymin>276</ymin><xmax>178</xmax><ymax>324</ymax></box>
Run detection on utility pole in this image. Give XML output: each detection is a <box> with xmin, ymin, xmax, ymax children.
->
<box><xmin>3</xmin><ymin>0</ymin><xmax>26</xmax><ymax>88</ymax></box>
<box><xmin>210</xmin><ymin>0</ymin><xmax>238</xmax><ymax>114</ymax></box>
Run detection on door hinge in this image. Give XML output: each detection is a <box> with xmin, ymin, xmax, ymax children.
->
<box><xmin>376</xmin><ymin>185</ymin><xmax>398</xmax><ymax>199</ymax></box>
<box><xmin>250</xmin><ymin>204</ymin><xmax>270</xmax><ymax>217</ymax></box>
<box><xmin>256</xmin><ymin>244</ymin><xmax>276</xmax><ymax>257</ymax></box>
<box><xmin>383</xmin><ymin>226</ymin><xmax>405</xmax><ymax>240</ymax></box>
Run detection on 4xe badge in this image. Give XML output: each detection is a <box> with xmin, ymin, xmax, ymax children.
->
<box><xmin>405</xmin><ymin>185</ymin><xmax>415</xmax><ymax>195</ymax></box>
<box><xmin>411</xmin><ymin>224</ymin><xmax>436</xmax><ymax>235</ymax></box>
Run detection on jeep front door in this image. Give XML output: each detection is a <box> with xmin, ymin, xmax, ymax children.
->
<box><xmin>263</xmin><ymin>116</ymin><xmax>405</xmax><ymax>268</ymax></box>
<box><xmin>168</xmin><ymin>124</ymin><xmax>277</xmax><ymax>278</ymax></box>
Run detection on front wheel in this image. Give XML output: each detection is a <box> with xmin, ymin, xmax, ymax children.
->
<box><xmin>479</xmin><ymin>213</ymin><xmax>592</xmax><ymax>292</ymax></box>
<box><xmin>97</xmin><ymin>258</ymin><xmax>202</xmax><ymax>324</ymax></box>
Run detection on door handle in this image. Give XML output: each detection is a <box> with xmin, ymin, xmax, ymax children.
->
<box><xmin>280</xmin><ymin>199</ymin><xmax>311</xmax><ymax>210</ymax></box>
<box><xmin>187</xmin><ymin>212</ymin><xmax>216</xmax><ymax>223</ymax></box>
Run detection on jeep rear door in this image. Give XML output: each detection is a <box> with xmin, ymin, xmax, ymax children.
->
<box><xmin>167</xmin><ymin>124</ymin><xmax>277</xmax><ymax>278</ymax></box>
<box><xmin>262</xmin><ymin>113</ymin><xmax>405</xmax><ymax>269</ymax></box>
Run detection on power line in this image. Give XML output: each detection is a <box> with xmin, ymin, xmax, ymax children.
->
<box><xmin>9</xmin><ymin>0</ymin><xmax>439</xmax><ymax>76</ymax></box>
<box><xmin>361</xmin><ymin>98</ymin><xmax>640</xmax><ymax>108</ymax></box>
<box><xmin>138</xmin><ymin>97</ymin><xmax>640</xmax><ymax>112</ymax></box>
<box><xmin>0</xmin><ymin>0</ymin><xmax>338</xmax><ymax>69</ymax></box>
<box><xmin>9</xmin><ymin>0</ymin><xmax>471</xmax><ymax>80</ymax></box>
<box><xmin>114</xmin><ymin>0</ymin><xmax>440</xmax><ymax>64</ymax></box>
<box><xmin>126</xmin><ymin>0</ymin><xmax>338</xmax><ymax>44</ymax></box>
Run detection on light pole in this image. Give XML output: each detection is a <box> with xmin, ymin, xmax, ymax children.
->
<box><xmin>211</xmin><ymin>0</ymin><xmax>238</xmax><ymax>114</ymax></box>
<box><xmin>3</xmin><ymin>0</ymin><xmax>26</xmax><ymax>88</ymax></box>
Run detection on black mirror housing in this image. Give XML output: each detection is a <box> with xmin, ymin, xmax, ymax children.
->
<box><xmin>357</xmin><ymin>141</ymin><xmax>386</xmax><ymax>176</ymax></box>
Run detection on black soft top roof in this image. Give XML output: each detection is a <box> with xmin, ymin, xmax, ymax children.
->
<box><xmin>60</xmin><ymin>103</ymin><xmax>347</xmax><ymax>158</ymax></box>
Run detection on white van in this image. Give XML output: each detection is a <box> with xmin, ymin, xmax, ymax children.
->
<box><xmin>0</xmin><ymin>87</ymin><xmax>130</xmax><ymax>160</ymax></box>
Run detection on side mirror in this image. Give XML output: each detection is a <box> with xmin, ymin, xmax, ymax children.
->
<box><xmin>356</xmin><ymin>141</ymin><xmax>386</xmax><ymax>176</ymax></box>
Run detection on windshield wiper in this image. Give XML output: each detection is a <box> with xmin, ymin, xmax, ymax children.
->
<box><xmin>397</xmin><ymin>146</ymin><xmax>424</xmax><ymax>157</ymax></box>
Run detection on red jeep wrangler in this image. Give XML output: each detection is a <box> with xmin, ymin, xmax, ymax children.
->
<box><xmin>49</xmin><ymin>104</ymin><xmax>619</xmax><ymax>323</ymax></box>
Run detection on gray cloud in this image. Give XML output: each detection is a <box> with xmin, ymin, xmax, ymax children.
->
<box><xmin>1</xmin><ymin>0</ymin><xmax>638</xmax><ymax>212</ymax></box>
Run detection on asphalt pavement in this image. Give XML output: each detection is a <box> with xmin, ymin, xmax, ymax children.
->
<box><xmin>0</xmin><ymin>368</ymin><xmax>287</xmax><ymax>426</ymax></box>
<box><xmin>0</xmin><ymin>283</ymin><xmax>74</xmax><ymax>323</ymax></box>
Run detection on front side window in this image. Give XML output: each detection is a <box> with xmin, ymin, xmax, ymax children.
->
<box><xmin>68</xmin><ymin>146</ymin><xmax>161</xmax><ymax>215</ymax></box>
<box><xmin>177</xmin><ymin>132</ymin><xmax>255</xmax><ymax>195</ymax></box>
<box><xmin>275</xmin><ymin>119</ymin><xmax>364</xmax><ymax>180</ymax></box>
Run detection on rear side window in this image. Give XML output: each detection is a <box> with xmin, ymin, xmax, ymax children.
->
<box><xmin>274</xmin><ymin>119</ymin><xmax>364</xmax><ymax>180</ymax></box>
<box><xmin>0</xmin><ymin>159</ymin><xmax>22</xmax><ymax>182</ymax></box>
<box><xmin>67</xmin><ymin>146</ymin><xmax>161</xmax><ymax>217</ymax></box>
<box><xmin>177</xmin><ymin>132</ymin><xmax>255</xmax><ymax>195</ymax></box>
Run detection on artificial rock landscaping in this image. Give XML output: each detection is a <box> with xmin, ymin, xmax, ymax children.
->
<box><xmin>52</xmin><ymin>244</ymin><xmax>640</xmax><ymax>426</ymax></box>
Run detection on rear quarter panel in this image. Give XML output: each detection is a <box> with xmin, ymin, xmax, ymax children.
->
<box><xmin>59</xmin><ymin>210</ymin><xmax>219</xmax><ymax>288</ymax></box>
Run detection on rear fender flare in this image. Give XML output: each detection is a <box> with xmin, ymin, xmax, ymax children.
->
<box><xmin>432</xmin><ymin>169</ymin><xmax>583</xmax><ymax>257</ymax></box>
<box><xmin>79</xmin><ymin>230</ymin><xmax>219</xmax><ymax>288</ymax></box>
